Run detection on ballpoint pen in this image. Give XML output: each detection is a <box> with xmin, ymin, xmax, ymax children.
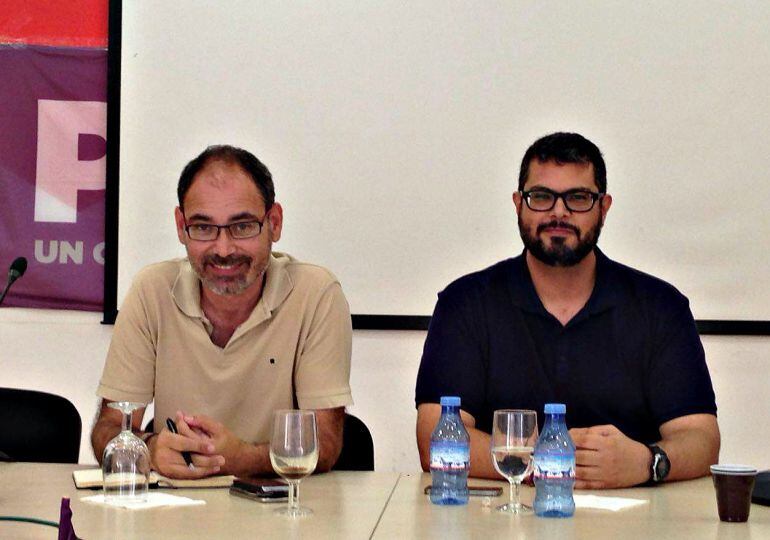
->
<box><xmin>166</xmin><ymin>417</ymin><xmax>195</xmax><ymax>470</ymax></box>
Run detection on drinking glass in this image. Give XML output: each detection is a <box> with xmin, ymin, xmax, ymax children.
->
<box><xmin>490</xmin><ymin>409</ymin><xmax>538</xmax><ymax>514</ymax></box>
<box><xmin>269</xmin><ymin>410</ymin><xmax>318</xmax><ymax>517</ymax></box>
<box><xmin>102</xmin><ymin>401</ymin><xmax>151</xmax><ymax>504</ymax></box>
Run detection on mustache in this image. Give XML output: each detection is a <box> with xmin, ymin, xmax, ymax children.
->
<box><xmin>204</xmin><ymin>254</ymin><xmax>251</xmax><ymax>266</ymax></box>
<box><xmin>537</xmin><ymin>221</ymin><xmax>580</xmax><ymax>235</ymax></box>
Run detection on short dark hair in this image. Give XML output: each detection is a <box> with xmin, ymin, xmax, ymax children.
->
<box><xmin>177</xmin><ymin>145</ymin><xmax>275</xmax><ymax>210</ymax></box>
<box><xmin>517</xmin><ymin>132</ymin><xmax>606</xmax><ymax>193</ymax></box>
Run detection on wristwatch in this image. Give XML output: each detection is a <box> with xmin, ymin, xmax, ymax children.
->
<box><xmin>648</xmin><ymin>444</ymin><xmax>670</xmax><ymax>484</ymax></box>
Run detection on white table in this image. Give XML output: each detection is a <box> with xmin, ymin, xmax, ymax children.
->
<box><xmin>373</xmin><ymin>473</ymin><xmax>770</xmax><ymax>539</ymax></box>
<box><xmin>2</xmin><ymin>464</ymin><xmax>769</xmax><ymax>539</ymax></box>
<box><xmin>0</xmin><ymin>463</ymin><xmax>399</xmax><ymax>539</ymax></box>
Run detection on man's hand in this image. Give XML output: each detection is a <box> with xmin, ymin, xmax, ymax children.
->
<box><xmin>416</xmin><ymin>403</ymin><xmax>500</xmax><ymax>479</ymax></box>
<box><xmin>150</xmin><ymin>412</ymin><xmax>225</xmax><ymax>479</ymax></box>
<box><xmin>163</xmin><ymin>407</ymin><xmax>343</xmax><ymax>477</ymax></box>
<box><xmin>569</xmin><ymin>424</ymin><xmax>650</xmax><ymax>489</ymax></box>
<box><xmin>182</xmin><ymin>413</ymin><xmax>248</xmax><ymax>475</ymax></box>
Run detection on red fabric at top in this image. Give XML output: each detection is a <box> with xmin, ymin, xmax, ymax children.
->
<box><xmin>0</xmin><ymin>0</ymin><xmax>108</xmax><ymax>48</ymax></box>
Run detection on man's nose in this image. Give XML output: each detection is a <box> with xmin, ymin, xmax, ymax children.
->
<box><xmin>211</xmin><ymin>228</ymin><xmax>237</xmax><ymax>257</ymax></box>
<box><xmin>550</xmin><ymin>195</ymin><xmax>572</xmax><ymax>218</ymax></box>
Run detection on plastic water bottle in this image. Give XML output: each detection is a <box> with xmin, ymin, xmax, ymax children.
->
<box><xmin>429</xmin><ymin>396</ymin><xmax>470</xmax><ymax>505</ymax></box>
<box><xmin>533</xmin><ymin>403</ymin><xmax>576</xmax><ymax>517</ymax></box>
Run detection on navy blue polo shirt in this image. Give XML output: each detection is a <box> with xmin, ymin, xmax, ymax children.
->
<box><xmin>415</xmin><ymin>249</ymin><xmax>717</xmax><ymax>444</ymax></box>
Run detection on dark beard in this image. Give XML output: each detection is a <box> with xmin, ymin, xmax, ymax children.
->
<box><xmin>519</xmin><ymin>215</ymin><xmax>603</xmax><ymax>267</ymax></box>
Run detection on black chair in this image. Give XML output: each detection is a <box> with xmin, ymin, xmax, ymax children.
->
<box><xmin>0</xmin><ymin>387</ymin><xmax>82</xmax><ymax>463</ymax></box>
<box><xmin>333</xmin><ymin>413</ymin><xmax>375</xmax><ymax>471</ymax></box>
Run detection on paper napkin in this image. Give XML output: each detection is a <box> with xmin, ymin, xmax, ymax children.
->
<box><xmin>574</xmin><ymin>494</ymin><xmax>648</xmax><ymax>512</ymax></box>
<box><xmin>81</xmin><ymin>492</ymin><xmax>206</xmax><ymax>509</ymax></box>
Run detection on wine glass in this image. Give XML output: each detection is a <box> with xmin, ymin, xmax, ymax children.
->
<box><xmin>490</xmin><ymin>409</ymin><xmax>538</xmax><ymax>514</ymax></box>
<box><xmin>269</xmin><ymin>410</ymin><xmax>318</xmax><ymax>517</ymax></box>
<box><xmin>102</xmin><ymin>401</ymin><xmax>151</xmax><ymax>505</ymax></box>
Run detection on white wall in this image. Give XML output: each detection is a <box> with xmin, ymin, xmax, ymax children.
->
<box><xmin>2</xmin><ymin>308</ymin><xmax>769</xmax><ymax>472</ymax></box>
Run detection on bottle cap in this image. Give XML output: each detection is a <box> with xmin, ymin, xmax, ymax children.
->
<box><xmin>544</xmin><ymin>403</ymin><xmax>566</xmax><ymax>414</ymax></box>
<box><xmin>440</xmin><ymin>396</ymin><xmax>461</xmax><ymax>407</ymax></box>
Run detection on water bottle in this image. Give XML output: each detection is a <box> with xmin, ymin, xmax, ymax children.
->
<box><xmin>533</xmin><ymin>403</ymin><xmax>576</xmax><ymax>517</ymax></box>
<box><xmin>429</xmin><ymin>396</ymin><xmax>470</xmax><ymax>505</ymax></box>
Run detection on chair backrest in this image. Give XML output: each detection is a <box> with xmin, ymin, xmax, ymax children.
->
<box><xmin>333</xmin><ymin>412</ymin><xmax>375</xmax><ymax>471</ymax></box>
<box><xmin>0</xmin><ymin>387</ymin><xmax>82</xmax><ymax>463</ymax></box>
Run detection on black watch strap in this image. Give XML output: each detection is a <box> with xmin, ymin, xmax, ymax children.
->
<box><xmin>647</xmin><ymin>444</ymin><xmax>670</xmax><ymax>485</ymax></box>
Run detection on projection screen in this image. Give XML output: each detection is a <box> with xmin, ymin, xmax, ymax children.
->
<box><xmin>115</xmin><ymin>1</ymin><xmax>770</xmax><ymax>324</ymax></box>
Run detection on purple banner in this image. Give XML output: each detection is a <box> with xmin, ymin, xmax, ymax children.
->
<box><xmin>0</xmin><ymin>44</ymin><xmax>106</xmax><ymax>311</ymax></box>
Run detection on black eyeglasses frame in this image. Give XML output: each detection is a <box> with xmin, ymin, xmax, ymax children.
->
<box><xmin>519</xmin><ymin>188</ymin><xmax>604</xmax><ymax>213</ymax></box>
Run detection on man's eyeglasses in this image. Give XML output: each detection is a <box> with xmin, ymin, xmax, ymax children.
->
<box><xmin>520</xmin><ymin>188</ymin><xmax>604</xmax><ymax>213</ymax></box>
<box><xmin>183</xmin><ymin>216</ymin><xmax>267</xmax><ymax>241</ymax></box>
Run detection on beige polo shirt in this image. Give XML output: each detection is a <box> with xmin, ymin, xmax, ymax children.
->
<box><xmin>97</xmin><ymin>252</ymin><xmax>353</xmax><ymax>444</ymax></box>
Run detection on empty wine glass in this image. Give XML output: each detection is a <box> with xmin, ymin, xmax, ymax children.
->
<box><xmin>269</xmin><ymin>410</ymin><xmax>318</xmax><ymax>517</ymax></box>
<box><xmin>490</xmin><ymin>409</ymin><xmax>538</xmax><ymax>514</ymax></box>
<box><xmin>102</xmin><ymin>401</ymin><xmax>151</xmax><ymax>505</ymax></box>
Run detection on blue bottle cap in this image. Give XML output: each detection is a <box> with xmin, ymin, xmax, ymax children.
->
<box><xmin>544</xmin><ymin>403</ymin><xmax>566</xmax><ymax>414</ymax></box>
<box><xmin>440</xmin><ymin>396</ymin><xmax>461</xmax><ymax>407</ymax></box>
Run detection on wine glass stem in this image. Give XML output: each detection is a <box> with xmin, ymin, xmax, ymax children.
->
<box><xmin>289</xmin><ymin>481</ymin><xmax>300</xmax><ymax>511</ymax></box>
<box><xmin>121</xmin><ymin>410</ymin><xmax>131</xmax><ymax>433</ymax></box>
<box><xmin>511</xmin><ymin>480</ymin><xmax>520</xmax><ymax>507</ymax></box>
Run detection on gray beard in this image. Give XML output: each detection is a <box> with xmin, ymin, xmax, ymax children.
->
<box><xmin>191</xmin><ymin>254</ymin><xmax>267</xmax><ymax>296</ymax></box>
<box><xmin>200</xmin><ymin>274</ymin><xmax>251</xmax><ymax>296</ymax></box>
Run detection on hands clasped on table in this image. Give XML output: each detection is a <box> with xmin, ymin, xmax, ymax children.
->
<box><xmin>149</xmin><ymin>411</ymin><xmax>226</xmax><ymax>479</ymax></box>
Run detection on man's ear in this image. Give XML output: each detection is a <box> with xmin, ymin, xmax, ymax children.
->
<box><xmin>600</xmin><ymin>193</ymin><xmax>613</xmax><ymax>222</ymax></box>
<box><xmin>174</xmin><ymin>207</ymin><xmax>187</xmax><ymax>244</ymax></box>
<box><xmin>267</xmin><ymin>202</ymin><xmax>283</xmax><ymax>242</ymax></box>
<box><xmin>512</xmin><ymin>191</ymin><xmax>523</xmax><ymax>216</ymax></box>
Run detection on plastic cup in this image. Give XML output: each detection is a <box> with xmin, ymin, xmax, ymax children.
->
<box><xmin>710</xmin><ymin>464</ymin><xmax>757</xmax><ymax>523</ymax></box>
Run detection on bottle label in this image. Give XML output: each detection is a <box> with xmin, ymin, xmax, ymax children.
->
<box><xmin>534</xmin><ymin>455</ymin><xmax>575</xmax><ymax>479</ymax></box>
<box><xmin>430</xmin><ymin>442</ymin><xmax>470</xmax><ymax>471</ymax></box>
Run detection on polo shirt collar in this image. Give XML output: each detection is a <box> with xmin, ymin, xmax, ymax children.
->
<box><xmin>506</xmin><ymin>251</ymin><xmax>547</xmax><ymax>316</ymax></box>
<box><xmin>259</xmin><ymin>252</ymin><xmax>293</xmax><ymax>313</ymax></box>
<box><xmin>584</xmin><ymin>247</ymin><xmax>620</xmax><ymax>315</ymax></box>
<box><xmin>506</xmin><ymin>247</ymin><xmax>619</xmax><ymax>319</ymax></box>
<box><xmin>172</xmin><ymin>260</ymin><xmax>203</xmax><ymax>318</ymax></box>
<box><xmin>172</xmin><ymin>253</ymin><xmax>294</xmax><ymax>321</ymax></box>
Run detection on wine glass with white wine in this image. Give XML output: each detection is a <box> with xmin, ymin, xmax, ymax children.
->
<box><xmin>490</xmin><ymin>409</ymin><xmax>538</xmax><ymax>514</ymax></box>
<box><xmin>269</xmin><ymin>409</ymin><xmax>318</xmax><ymax>517</ymax></box>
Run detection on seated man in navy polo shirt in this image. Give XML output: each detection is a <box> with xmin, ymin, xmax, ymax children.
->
<box><xmin>415</xmin><ymin>132</ymin><xmax>719</xmax><ymax>489</ymax></box>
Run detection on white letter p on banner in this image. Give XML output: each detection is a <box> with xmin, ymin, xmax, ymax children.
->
<box><xmin>34</xmin><ymin>100</ymin><xmax>107</xmax><ymax>223</ymax></box>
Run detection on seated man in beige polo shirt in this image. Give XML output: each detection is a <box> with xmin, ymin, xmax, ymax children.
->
<box><xmin>91</xmin><ymin>145</ymin><xmax>353</xmax><ymax>479</ymax></box>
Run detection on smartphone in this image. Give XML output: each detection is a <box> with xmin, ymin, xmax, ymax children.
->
<box><xmin>230</xmin><ymin>477</ymin><xmax>289</xmax><ymax>503</ymax></box>
<box><xmin>423</xmin><ymin>485</ymin><xmax>503</xmax><ymax>497</ymax></box>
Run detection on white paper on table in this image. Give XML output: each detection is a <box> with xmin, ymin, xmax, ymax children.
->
<box><xmin>81</xmin><ymin>492</ymin><xmax>206</xmax><ymax>509</ymax></box>
<box><xmin>574</xmin><ymin>494</ymin><xmax>647</xmax><ymax>512</ymax></box>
